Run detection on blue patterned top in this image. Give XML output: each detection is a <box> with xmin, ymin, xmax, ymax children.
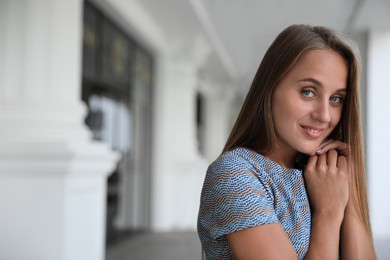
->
<box><xmin>197</xmin><ymin>147</ymin><xmax>311</xmax><ymax>259</ymax></box>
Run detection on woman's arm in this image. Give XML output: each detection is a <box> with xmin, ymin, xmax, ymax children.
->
<box><xmin>227</xmin><ymin>215</ymin><xmax>344</xmax><ymax>260</ymax></box>
<box><xmin>304</xmin><ymin>212</ymin><xmax>343</xmax><ymax>260</ymax></box>
<box><xmin>227</xmin><ymin>223</ymin><xmax>298</xmax><ymax>259</ymax></box>
<box><xmin>339</xmin><ymin>176</ymin><xmax>376</xmax><ymax>259</ymax></box>
<box><xmin>340</xmin><ymin>204</ymin><xmax>376</xmax><ymax>259</ymax></box>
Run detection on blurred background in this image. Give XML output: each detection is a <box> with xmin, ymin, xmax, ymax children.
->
<box><xmin>0</xmin><ymin>0</ymin><xmax>390</xmax><ymax>259</ymax></box>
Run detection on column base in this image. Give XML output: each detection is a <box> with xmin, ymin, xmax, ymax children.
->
<box><xmin>0</xmin><ymin>138</ymin><xmax>119</xmax><ymax>260</ymax></box>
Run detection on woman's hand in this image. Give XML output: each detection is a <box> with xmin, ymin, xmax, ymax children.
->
<box><xmin>304</xmin><ymin>149</ymin><xmax>349</xmax><ymax>221</ymax></box>
<box><xmin>315</xmin><ymin>139</ymin><xmax>350</xmax><ymax>157</ymax></box>
<box><xmin>316</xmin><ymin>139</ymin><xmax>357</xmax><ymax>213</ymax></box>
<box><xmin>303</xmin><ymin>149</ymin><xmax>350</xmax><ymax>259</ymax></box>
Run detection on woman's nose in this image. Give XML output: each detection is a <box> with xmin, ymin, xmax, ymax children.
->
<box><xmin>311</xmin><ymin>100</ymin><xmax>331</xmax><ymax>123</ymax></box>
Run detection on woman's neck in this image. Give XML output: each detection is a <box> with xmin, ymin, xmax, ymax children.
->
<box><xmin>266</xmin><ymin>147</ymin><xmax>298</xmax><ymax>169</ymax></box>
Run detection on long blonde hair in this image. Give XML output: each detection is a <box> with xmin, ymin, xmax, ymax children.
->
<box><xmin>224</xmin><ymin>24</ymin><xmax>372</xmax><ymax>240</ymax></box>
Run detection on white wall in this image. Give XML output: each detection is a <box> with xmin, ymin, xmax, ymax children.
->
<box><xmin>367</xmin><ymin>31</ymin><xmax>390</xmax><ymax>240</ymax></box>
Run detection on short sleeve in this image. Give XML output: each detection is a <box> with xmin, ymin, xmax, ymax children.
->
<box><xmin>198</xmin><ymin>153</ymin><xmax>279</xmax><ymax>241</ymax></box>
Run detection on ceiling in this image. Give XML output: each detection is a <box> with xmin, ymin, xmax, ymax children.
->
<box><xmin>135</xmin><ymin>0</ymin><xmax>390</xmax><ymax>89</ymax></box>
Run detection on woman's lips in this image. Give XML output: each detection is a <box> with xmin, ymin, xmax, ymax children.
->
<box><xmin>302</xmin><ymin>126</ymin><xmax>324</xmax><ymax>138</ymax></box>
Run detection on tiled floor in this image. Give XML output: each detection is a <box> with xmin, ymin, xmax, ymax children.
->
<box><xmin>106</xmin><ymin>231</ymin><xmax>390</xmax><ymax>260</ymax></box>
<box><xmin>106</xmin><ymin>231</ymin><xmax>201</xmax><ymax>260</ymax></box>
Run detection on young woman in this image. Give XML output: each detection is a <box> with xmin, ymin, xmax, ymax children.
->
<box><xmin>197</xmin><ymin>24</ymin><xmax>376</xmax><ymax>259</ymax></box>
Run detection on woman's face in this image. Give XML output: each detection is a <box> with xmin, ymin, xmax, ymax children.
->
<box><xmin>270</xmin><ymin>49</ymin><xmax>348</xmax><ymax>166</ymax></box>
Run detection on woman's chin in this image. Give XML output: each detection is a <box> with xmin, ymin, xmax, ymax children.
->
<box><xmin>299</xmin><ymin>147</ymin><xmax>319</xmax><ymax>156</ymax></box>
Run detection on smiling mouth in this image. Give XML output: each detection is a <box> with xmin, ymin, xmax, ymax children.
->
<box><xmin>309</xmin><ymin>128</ymin><xmax>320</xmax><ymax>133</ymax></box>
<box><xmin>302</xmin><ymin>126</ymin><xmax>324</xmax><ymax>138</ymax></box>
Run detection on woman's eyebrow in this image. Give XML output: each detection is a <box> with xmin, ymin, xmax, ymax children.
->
<box><xmin>298</xmin><ymin>78</ymin><xmax>347</xmax><ymax>92</ymax></box>
<box><xmin>298</xmin><ymin>78</ymin><xmax>322</xmax><ymax>86</ymax></box>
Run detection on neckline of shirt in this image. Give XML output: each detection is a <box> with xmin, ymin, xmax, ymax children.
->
<box><xmin>230</xmin><ymin>147</ymin><xmax>302</xmax><ymax>176</ymax></box>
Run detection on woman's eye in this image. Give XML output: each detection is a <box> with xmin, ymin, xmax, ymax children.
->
<box><xmin>301</xmin><ymin>89</ymin><xmax>315</xmax><ymax>97</ymax></box>
<box><xmin>330</xmin><ymin>96</ymin><xmax>344</xmax><ymax>104</ymax></box>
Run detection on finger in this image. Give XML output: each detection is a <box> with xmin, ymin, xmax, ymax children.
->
<box><xmin>305</xmin><ymin>155</ymin><xmax>318</xmax><ymax>172</ymax></box>
<box><xmin>319</xmin><ymin>138</ymin><xmax>334</xmax><ymax>148</ymax></box>
<box><xmin>317</xmin><ymin>140</ymin><xmax>349</xmax><ymax>156</ymax></box>
<box><xmin>327</xmin><ymin>150</ymin><xmax>338</xmax><ymax>168</ymax></box>
<box><xmin>317</xmin><ymin>152</ymin><xmax>327</xmax><ymax>167</ymax></box>
<box><xmin>337</xmin><ymin>155</ymin><xmax>347</xmax><ymax>170</ymax></box>
<box><xmin>307</xmin><ymin>139</ymin><xmax>334</xmax><ymax>156</ymax></box>
<box><xmin>337</xmin><ymin>156</ymin><xmax>348</xmax><ymax>179</ymax></box>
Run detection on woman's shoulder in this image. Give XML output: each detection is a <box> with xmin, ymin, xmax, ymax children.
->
<box><xmin>207</xmin><ymin>147</ymin><xmax>302</xmax><ymax>184</ymax></box>
<box><xmin>209</xmin><ymin>148</ymin><xmax>246</xmax><ymax>170</ymax></box>
<box><xmin>205</xmin><ymin>147</ymin><xmax>271</xmax><ymax>183</ymax></box>
<box><xmin>198</xmin><ymin>148</ymin><xmax>281</xmax><ymax>244</ymax></box>
<box><xmin>209</xmin><ymin>147</ymin><xmax>268</xmax><ymax>172</ymax></box>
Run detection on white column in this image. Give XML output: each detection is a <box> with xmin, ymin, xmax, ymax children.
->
<box><xmin>200</xmin><ymin>81</ymin><xmax>235</xmax><ymax>162</ymax></box>
<box><xmin>151</xmin><ymin>37</ymin><xmax>210</xmax><ymax>231</ymax></box>
<box><xmin>367</xmin><ymin>31</ymin><xmax>390</xmax><ymax>240</ymax></box>
<box><xmin>0</xmin><ymin>1</ymin><xmax>119</xmax><ymax>260</ymax></box>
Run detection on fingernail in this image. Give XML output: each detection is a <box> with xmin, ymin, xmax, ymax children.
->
<box><xmin>316</xmin><ymin>149</ymin><xmax>322</xmax><ymax>154</ymax></box>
